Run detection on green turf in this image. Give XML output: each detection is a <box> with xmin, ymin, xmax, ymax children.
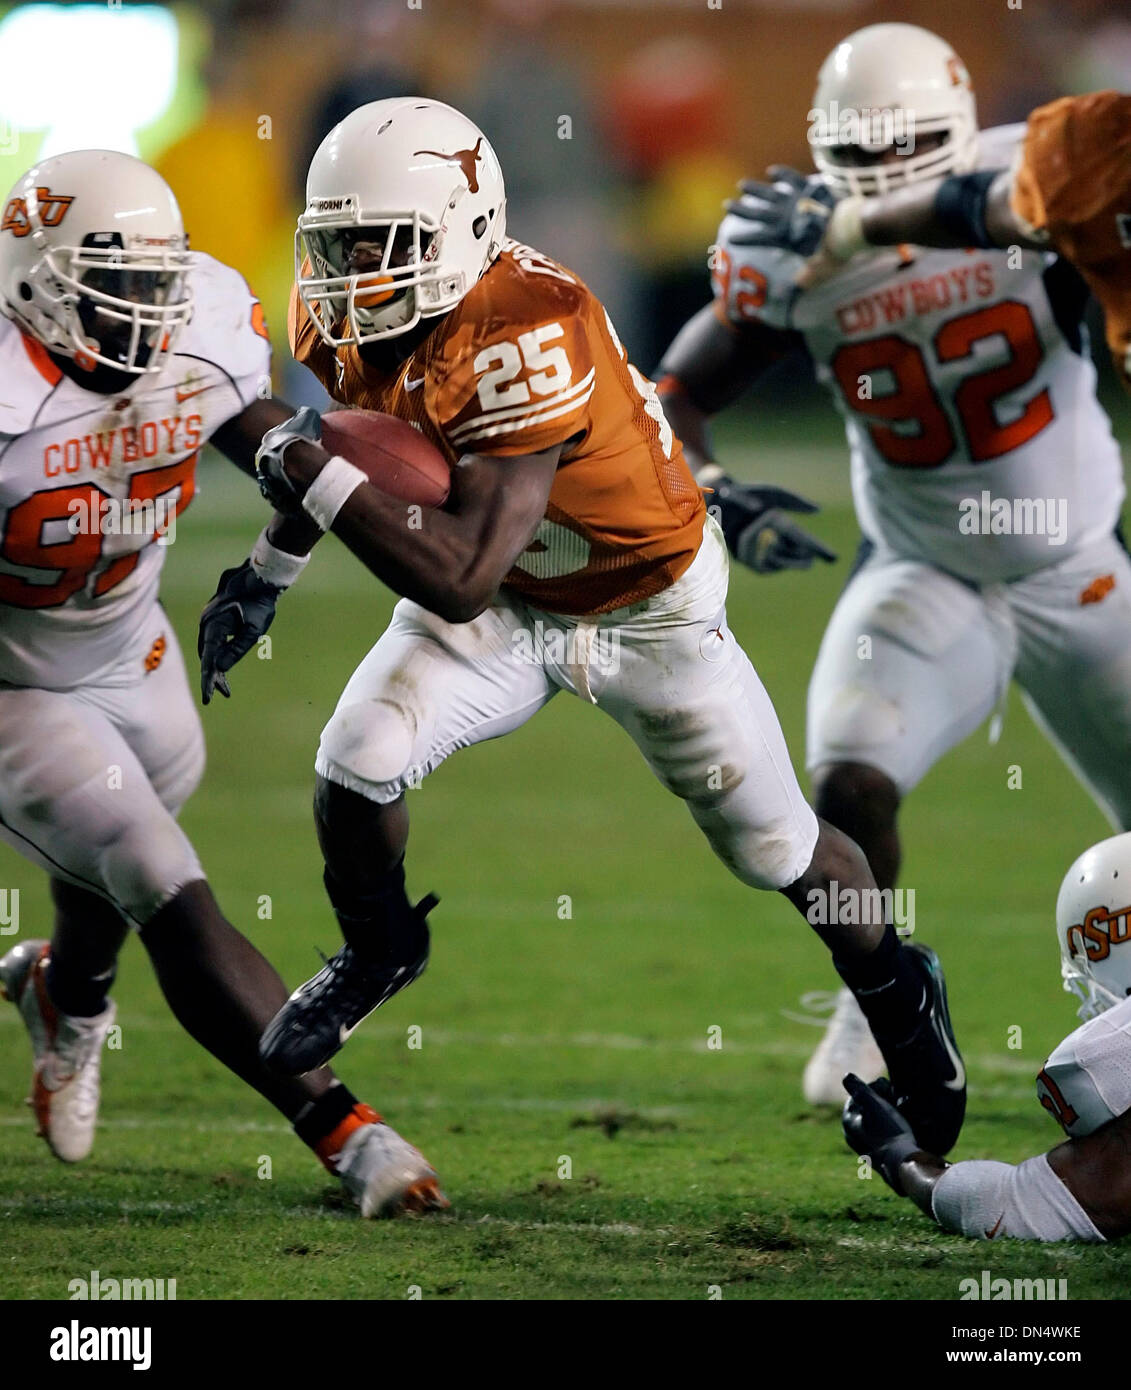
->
<box><xmin>1</xmin><ymin>411</ymin><xmax>1129</xmax><ymax>1300</ymax></box>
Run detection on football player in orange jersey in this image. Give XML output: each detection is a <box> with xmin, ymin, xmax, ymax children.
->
<box><xmin>793</xmin><ymin>91</ymin><xmax>1131</xmax><ymax>392</ymax></box>
<box><xmin>200</xmin><ymin>98</ymin><xmax>969</xmax><ymax>1160</ymax></box>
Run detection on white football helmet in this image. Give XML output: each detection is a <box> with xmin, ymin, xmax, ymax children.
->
<box><xmin>0</xmin><ymin>150</ymin><xmax>193</xmax><ymax>375</ymax></box>
<box><xmin>808</xmin><ymin>23</ymin><xmax>979</xmax><ymax>197</ymax></box>
<box><xmin>1056</xmin><ymin>834</ymin><xmax>1131</xmax><ymax>1021</ymax></box>
<box><xmin>296</xmin><ymin>97</ymin><xmax>507</xmax><ymax>347</ymax></box>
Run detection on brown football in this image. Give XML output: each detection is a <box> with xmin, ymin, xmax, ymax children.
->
<box><xmin>320</xmin><ymin>409</ymin><xmax>450</xmax><ymax>507</ymax></box>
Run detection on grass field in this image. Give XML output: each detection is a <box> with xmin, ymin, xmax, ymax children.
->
<box><xmin>2</xmin><ymin>405</ymin><xmax>1130</xmax><ymax>1301</ymax></box>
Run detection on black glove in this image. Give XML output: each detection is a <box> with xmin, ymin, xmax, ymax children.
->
<box><xmin>724</xmin><ymin>167</ymin><xmax>836</xmax><ymax>258</ymax></box>
<box><xmin>842</xmin><ymin>1073</ymin><xmax>924</xmax><ymax>1192</ymax></box>
<box><xmin>198</xmin><ymin>560</ymin><xmax>281</xmax><ymax>705</ymax></box>
<box><xmin>706</xmin><ymin>477</ymin><xmax>837</xmax><ymax>573</ymax></box>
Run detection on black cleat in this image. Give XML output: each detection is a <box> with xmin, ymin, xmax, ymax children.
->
<box><xmin>881</xmin><ymin>942</ymin><xmax>966</xmax><ymax>1156</ymax></box>
<box><xmin>259</xmin><ymin>894</ymin><xmax>437</xmax><ymax>1076</ymax></box>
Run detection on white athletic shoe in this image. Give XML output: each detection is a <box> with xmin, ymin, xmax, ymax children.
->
<box><xmin>336</xmin><ymin>1119</ymin><xmax>450</xmax><ymax>1219</ymax></box>
<box><xmin>0</xmin><ymin>939</ymin><xmax>116</xmax><ymax>1162</ymax></box>
<box><xmin>802</xmin><ymin>986</ymin><xmax>886</xmax><ymax>1106</ymax></box>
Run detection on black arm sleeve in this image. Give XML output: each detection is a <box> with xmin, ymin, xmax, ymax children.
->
<box><xmin>933</xmin><ymin>170</ymin><xmax>1002</xmax><ymax>250</ymax></box>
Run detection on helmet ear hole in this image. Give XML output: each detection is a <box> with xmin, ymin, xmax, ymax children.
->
<box><xmin>18</xmin><ymin>282</ymin><xmax>31</xmax><ymax>301</ymax></box>
<box><xmin>472</xmin><ymin>215</ymin><xmax>487</xmax><ymax>239</ymax></box>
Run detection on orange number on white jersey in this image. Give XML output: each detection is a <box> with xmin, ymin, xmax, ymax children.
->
<box><xmin>1036</xmin><ymin>1067</ymin><xmax>1080</xmax><ymax>1132</ymax></box>
<box><xmin>0</xmin><ymin>454</ymin><xmax>197</xmax><ymax>609</ymax></box>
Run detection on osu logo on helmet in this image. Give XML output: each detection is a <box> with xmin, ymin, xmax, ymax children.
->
<box><xmin>1</xmin><ymin>187</ymin><xmax>75</xmax><ymax>237</ymax></box>
<box><xmin>1066</xmin><ymin>904</ymin><xmax>1131</xmax><ymax>963</ymax></box>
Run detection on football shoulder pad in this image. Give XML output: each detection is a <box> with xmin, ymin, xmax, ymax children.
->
<box><xmin>178</xmin><ymin>252</ymin><xmax>272</xmax><ymax>407</ymax></box>
<box><xmin>711</xmin><ymin>212</ymin><xmax>804</xmax><ymax>332</ymax></box>
<box><xmin>1037</xmin><ymin>994</ymin><xmax>1131</xmax><ymax>1137</ymax></box>
<box><xmin>0</xmin><ymin>315</ymin><xmax>63</xmax><ymax>434</ymax></box>
<box><xmin>429</xmin><ymin>242</ymin><xmax>598</xmax><ymax>457</ymax></box>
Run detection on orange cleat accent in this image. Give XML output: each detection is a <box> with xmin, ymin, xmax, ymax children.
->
<box><xmin>314</xmin><ymin>1100</ymin><xmax>384</xmax><ymax>1173</ymax></box>
<box><xmin>398</xmin><ymin>1175</ymin><xmax>451</xmax><ymax>1215</ymax></box>
<box><xmin>1</xmin><ymin>938</ymin><xmax>114</xmax><ymax>1162</ymax></box>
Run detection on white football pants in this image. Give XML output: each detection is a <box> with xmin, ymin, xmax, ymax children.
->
<box><xmin>317</xmin><ymin>517</ymin><xmax>820</xmax><ymax>891</ymax></box>
<box><xmin>0</xmin><ymin>605</ymin><xmax>204</xmax><ymax>926</ymax></box>
<box><xmin>807</xmin><ymin>534</ymin><xmax>1131</xmax><ymax>828</ymax></box>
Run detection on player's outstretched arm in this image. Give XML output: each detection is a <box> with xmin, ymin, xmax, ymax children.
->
<box><xmin>844</xmin><ymin>1073</ymin><xmax>1121</xmax><ymax>1242</ymax></box>
<box><xmin>856</xmin><ymin>170</ymin><xmax>1032</xmax><ymax>251</ymax></box>
<box><xmin>799</xmin><ymin>171</ymin><xmax>1043</xmax><ymax>288</ymax></box>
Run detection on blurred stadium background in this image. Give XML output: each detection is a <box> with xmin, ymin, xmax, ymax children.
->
<box><xmin>1</xmin><ymin>0</ymin><xmax>1127</xmax><ymax>399</ymax></box>
<box><xmin>1</xmin><ymin>0</ymin><xmax>1130</xmax><ymax>1298</ymax></box>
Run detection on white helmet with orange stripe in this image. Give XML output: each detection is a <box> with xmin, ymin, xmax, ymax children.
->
<box><xmin>0</xmin><ymin>149</ymin><xmax>194</xmax><ymax>375</ymax></box>
<box><xmin>296</xmin><ymin>97</ymin><xmax>507</xmax><ymax>346</ymax></box>
<box><xmin>808</xmin><ymin>23</ymin><xmax>979</xmax><ymax>198</ymax></box>
<box><xmin>1056</xmin><ymin>833</ymin><xmax>1131</xmax><ymax>1021</ymax></box>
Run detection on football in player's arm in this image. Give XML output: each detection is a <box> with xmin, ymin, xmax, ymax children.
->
<box><xmin>845</xmin><ymin>833</ymin><xmax>1131</xmax><ymax>1243</ymax></box>
<box><xmin>789</xmin><ymin>92</ymin><xmax>1131</xmax><ymax>393</ymax></box>
<box><xmin>198</xmin><ymin>401</ymin><xmax>565</xmax><ymax>700</ymax></box>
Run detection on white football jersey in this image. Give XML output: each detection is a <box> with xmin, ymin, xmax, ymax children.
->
<box><xmin>0</xmin><ymin>253</ymin><xmax>270</xmax><ymax>689</ymax></box>
<box><xmin>713</xmin><ymin>126</ymin><xmax>1124</xmax><ymax>583</ymax></box>
<box><xmin>1037</xmin><ymin>994</ymin><xmax>1131</xmax><ymax>1138</ymax></box>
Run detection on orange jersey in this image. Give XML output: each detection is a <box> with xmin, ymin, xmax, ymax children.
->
<box><xmin>289</xmin><ymin>239</ymin><xmax>705</xmax><ymax>615</ymax></box>
<box><xmin>1011</xmin><ymin>92</ymin><xmax>1131</xmax><ymax>390</ymax></box>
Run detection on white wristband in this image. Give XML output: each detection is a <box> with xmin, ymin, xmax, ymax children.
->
<box><xmin>250</xmin><ymin>527</ymin><xmax>311</xmax><ymax>589</ymax></box>
<box><xmin>301</xmin><ymin>454</ymin><xmax>368</xmax><ymax>532</ymax></box>
<box><xmin>825</xmin><ymin>197</ymin><xmax>868</xmax><ymax>261</ymax></box>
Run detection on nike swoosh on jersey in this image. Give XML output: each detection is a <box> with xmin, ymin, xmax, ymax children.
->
<box><xmin>985</xmin><ymin>1212</ymin><xmax>1006</xmax><ymax>1240</ymax></box>
<box><xmin>176</xmin><ymin>384</ymin><xmax>214</xmax><ymax>403</ymax></box>
<box><xmin>405</xmin><ymin>376</ymin><xmax>426</xmax><ymax>391</ymax></box>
